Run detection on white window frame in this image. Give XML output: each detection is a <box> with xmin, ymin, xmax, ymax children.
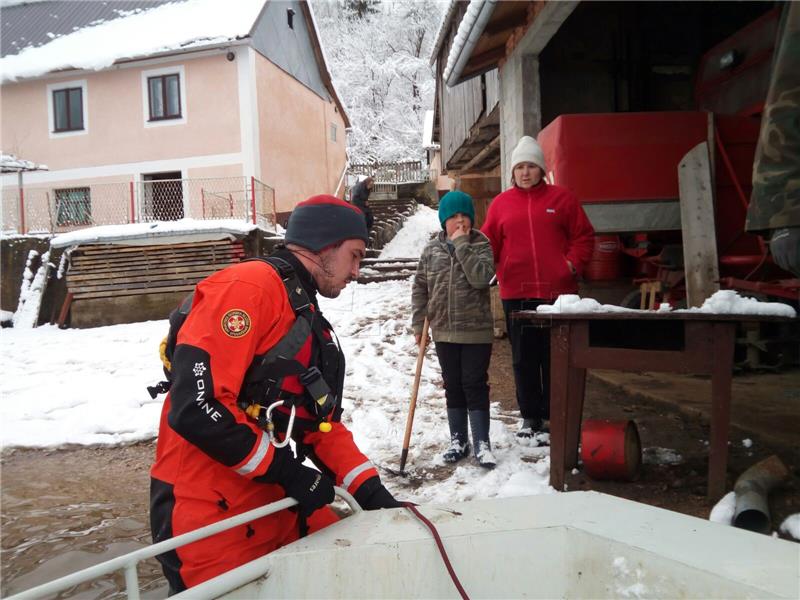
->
<box><xmin>47</xmin><ymin>79</ymin><xmax>88</xmax><ymax>138</ymax></box>
<box><xmin>141</xmin><ymin>64</ymin><xmax>187</xmax><ymax>128</ymax></box>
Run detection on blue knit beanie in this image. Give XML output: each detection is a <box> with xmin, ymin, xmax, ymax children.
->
<box><xmin>285</xmin><ymin>195</ymin><xmax>369</xmax><ymax>252</ymax></box>
<box><xmin>438</xmin><ymin>190</ymin><xmax>475</xmax><ymax>228</ymax></box>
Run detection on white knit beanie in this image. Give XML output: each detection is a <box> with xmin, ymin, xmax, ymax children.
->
<box><xmin>510</xmin><ymin>135</ymin><xmax>546</xmax><ymax>173</ymax></box>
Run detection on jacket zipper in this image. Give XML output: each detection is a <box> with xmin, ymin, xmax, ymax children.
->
<box><xmin>526</xmin><ymin>187</ymin><xmax>541</xmax><ymax>294</ymax></box>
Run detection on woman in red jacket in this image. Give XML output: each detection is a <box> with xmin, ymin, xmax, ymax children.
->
<box><xmin>481</xmin><ymin>136</ymin><xmax>594</xmax><ymax>439</ymax></box>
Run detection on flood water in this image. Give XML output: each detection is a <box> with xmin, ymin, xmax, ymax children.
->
<box><xmin>1</xmin><ymin>443</ymin><xmax>169</xmax><ymax>598</ymax></box>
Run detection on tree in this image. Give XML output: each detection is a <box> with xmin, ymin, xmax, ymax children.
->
<box><xmin>313</xmin><ymin>0</ymin><xmax>444</xmax><ymax>163</ymax></box>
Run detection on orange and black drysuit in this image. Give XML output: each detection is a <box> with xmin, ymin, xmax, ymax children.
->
<box><xmin>150</xmin><ymin>249</ymin><xmax>398</xmax><ymax>592</ymax></box>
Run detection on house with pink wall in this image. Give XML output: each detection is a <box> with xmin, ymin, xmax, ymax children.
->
<box><xmin>0</xmin><ymin>0</ymin><xmax>350</xmax><ymax>233</ymax></box>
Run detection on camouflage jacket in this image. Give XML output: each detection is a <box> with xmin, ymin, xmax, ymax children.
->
<box><xmin>411</xmin><ymin>230</ymin><xmax>495</xmax><ymax>344</ymax></box>
<box><xmin>746</xmin><ymin>1</ymin><xmax>800</xmax><ymax>232</ymax></box>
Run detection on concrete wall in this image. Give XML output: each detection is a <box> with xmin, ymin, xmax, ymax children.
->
<box><xmin>255</xmin><ymin>54</ymin><xmax>347</xmax><ymax>214</ymax></box>
<box><xmin>1</xmin><ymin>53</ymin><xmax>241</xmax><ymax>171</ymax></box>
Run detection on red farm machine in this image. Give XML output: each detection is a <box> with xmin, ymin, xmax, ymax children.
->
<box><xmin>537</xmin><ymin>7</ymin><xmax>798</xmax><ymax>368</ymax></box>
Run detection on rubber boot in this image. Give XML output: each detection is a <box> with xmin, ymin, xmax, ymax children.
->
<box><xmin>516</xmin><ymin>418</ymin><xmax>536</xmax><ymax>439</ymax></box>
<box><xmin>469</xmin><ymin>410</ymin><xmax>497</xmax><ymax>469</ymax></box>
<box><xmin>442</xmin><ymin>408</ymin><xmax>470</xmax><ymax>463</ymax></box>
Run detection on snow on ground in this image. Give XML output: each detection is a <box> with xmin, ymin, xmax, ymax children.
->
<box><xmin>0</xmin><ymin>205</ymin><xmax>552</xmax><ymax>507</ymax></box>
<box><xmin>779</xmin><ymin>514</ymin><xmax>800</xmax><ymax>540</ymax></box>
<box><xmin>3</xmin><ymin>208</ymin><xmax>794</xmax><ymax>514</ymax></box>
<box><xmin>379</xmin><ymin>204</ymin><xmax>440</xmax><ymax>258</ymax></box>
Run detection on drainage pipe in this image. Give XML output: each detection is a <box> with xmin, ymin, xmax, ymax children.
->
<box><xmin>444</xmin><ymin>0</ymin><xmax>497</xmax><ymax>88</ymax></box>
<box><xmin>733</xmin><ymin>454</ymin><xmax>789</xmax><ymax>534</ymax></box>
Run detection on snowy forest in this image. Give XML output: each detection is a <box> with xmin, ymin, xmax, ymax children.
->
<box><xmin>312</xmin><ymin>0</ymin><xmax>445</xmax><ymax>163</ymax></box>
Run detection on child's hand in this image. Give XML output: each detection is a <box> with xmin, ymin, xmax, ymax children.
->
<box><xmin>450</xmin><ymin>222</ymin><xmax>469</xmax><ymax>240</ymax></box>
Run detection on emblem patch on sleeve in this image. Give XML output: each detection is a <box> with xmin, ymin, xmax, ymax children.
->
<box><xmin>221</xmin><ymin>309</ymin><xmax>251</xmax><ymax>338</ymax></box>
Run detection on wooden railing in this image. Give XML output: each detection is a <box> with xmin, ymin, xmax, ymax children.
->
<box><xmin>348</xmin><ymin>161</ymin><xmax>430</xmax><ymax>184</ymax></box>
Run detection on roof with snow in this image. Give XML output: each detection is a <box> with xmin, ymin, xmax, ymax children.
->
<box><xmin>1</xmin><ymin>0</ymin><xmax>170</xmax><ymax>58</ymax></box>
<box><xmin>0</xmin><ymin>0</ymin><xmax>350</xmax><ymax>126</ymax></box>
<box><xmin>0</xmin><ymin>0</ymin><xmax>263</xmax><ymax>81</ymax></box>
<box><xmin>0</xmin><ymin>153</ymin><xmax>48</xmax><ymax>173</ymax></box>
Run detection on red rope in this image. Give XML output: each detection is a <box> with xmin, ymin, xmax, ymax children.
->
<box><xmin>402</xmin><ymin>503</ymin><xmax>470</xmax><ymax>600</ymax></box>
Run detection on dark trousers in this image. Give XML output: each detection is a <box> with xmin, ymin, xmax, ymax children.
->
<box><xmin>434</xmin><ymin>342</ymin><xmax>492</xmax><ymax>411</ymax></box>
<box><xmin>502</xmin><ymin>299</ymin><xmax>550</xmax><ymax>421</ymax></box>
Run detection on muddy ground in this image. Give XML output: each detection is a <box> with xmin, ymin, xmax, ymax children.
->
<box><xmin>2</xmin><ymin>340</ymin><xmax>798</xmax><ymax>597</ymax></box>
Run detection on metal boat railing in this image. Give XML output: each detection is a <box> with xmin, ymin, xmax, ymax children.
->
<box><xmin>6</xmin><ymin>487</ymin><xmax>362</xmax><ymax>600</ymax></box>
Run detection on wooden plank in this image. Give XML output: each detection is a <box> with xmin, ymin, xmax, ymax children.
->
<box><xmin>69</xmin><ymin>270</ymin><xmax>222</xmax><ymax>293</ymax></box>
<box><xmin>73</xmin><ymin>283</ymin><xmax>196</xmax><ymax>300</ymax></box>
<box><xmin>57</xmin><ymin>292</ymin><xmax>74</xmax><ymax>328</ymax></box>
<box><xmin>73</xmin><ymin>240</ymin><xmax>240</xmax><ymax>255</ymax></box>
<box><xmin>69</xmin><ymin>256</ymin><xmax>242</xmax><ymax>275</ymax></box>
<box><xmin>678</xmin><ymin>142</ymin><xmax>720</xmax><ymax>308</ymax></box>
<box><xmin>71</xmin><ymin>247</ymin><xmax>243</xmax><ymax>266</ymax></box>
<box><xmin>68</xmin><ymin>264</ymin><xmax>238</xmax><ymax>286</ymax></box>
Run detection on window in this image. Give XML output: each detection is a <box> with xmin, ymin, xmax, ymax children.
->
<box><xmin>55</xmin><ymin>188</ymin><xmax>91</xmax><ymax>226</ymax></box>
<box><xmin>52</xmin><ymin>87</ymin><xmax>84</xmax><ymax>132</ymax></box>
<box><xmin>330</xmin><ymin>122</ymin><xmax>337</xmax><ymax>142</ymax></box>
<box><xmin>148</xmin><ymin>74</ymin><xmax>181</xmax><ymax>121</ymax></box>
<box><xmin>287</xmin><ymin>7</ymin><xmax>295</xmax><ymax>29</ymax></box>
<box><xmin>47</xmin><ymin>80</ymin><xmax>88</xmax><ymax>137</ymax></box>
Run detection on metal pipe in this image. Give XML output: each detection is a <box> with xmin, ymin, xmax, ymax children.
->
<box><xmin>6</xmin><ymin>487</ymin><xmax>361</xmax><ymax>600</ymax></box>
<box><xmin>733</xmin><ymin>454</ymin><xmax>789</xmax><ymax>534</ymax></box>
<box><xmin>444</xmin><ymin>0</ymin><xmax>497</xmax><ymax>88</ymax></box>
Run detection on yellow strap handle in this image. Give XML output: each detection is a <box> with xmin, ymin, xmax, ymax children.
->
<box><xmin>159</xmin><ymin>336</ymin><xmax>172</xmax><ymax>372</ymax></box>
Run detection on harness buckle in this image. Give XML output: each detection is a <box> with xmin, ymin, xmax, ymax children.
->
<box><xmin>300</xmin><ymin>366</ymin><xmax>336</xmax><ymax>418</ymax></box>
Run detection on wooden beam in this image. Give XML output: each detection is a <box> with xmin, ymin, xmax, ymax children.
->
<box><xmin>484</xmin><ymin>13</ymin><xmax>527</xmax><ymax>37</ymax></box>
<box><xmin>678</xmin><ymin>142</ymin><xmax>720</xmax><ymax>307</ymax></box>
<box><xmin>460</xmin><ymin>135</ymin><xmax>501</xmax><ymax>173</ymax></box>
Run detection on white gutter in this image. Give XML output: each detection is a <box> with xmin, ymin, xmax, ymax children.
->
<box><xmin>443</xmin><ymin>0</ymin><xmax>497</xmax><ymax>88</ymax></box>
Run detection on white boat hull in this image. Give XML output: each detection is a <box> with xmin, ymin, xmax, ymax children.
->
<box><xmin>179</xmin><ymin>491</ymin><xmax>799</xmax><ymax>599</ymax></box>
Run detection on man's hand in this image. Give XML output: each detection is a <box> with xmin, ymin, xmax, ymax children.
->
<box><xmin>414</xmin><ymin>332</ymin><xmax>430</xmax><ymax>347</ymax></box>
<box><xmin>354</xmin><ymin>476</ymin><xmax>403</xmax><ymax>510</ymax></box>
<box><xmin>261</xmin><ymin>446</ymin><xmax>335</xmax><ymax>517</ymax></box>
<box><xmin>282</xmin><ymin>465</ymin><xmax>335</xmax><ymax>517</ymax></box>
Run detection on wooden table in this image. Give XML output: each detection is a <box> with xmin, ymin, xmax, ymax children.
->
<box><xmin>512</xmin><ymin>311</ymin><xmax>792</xmax><ymax>500</ymax></box>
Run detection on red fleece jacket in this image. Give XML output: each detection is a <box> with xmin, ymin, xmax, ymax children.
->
<box><xmin>481</xmin><ymin>182</ymin><xmax>595</xmax><ymax>300</ymax></box>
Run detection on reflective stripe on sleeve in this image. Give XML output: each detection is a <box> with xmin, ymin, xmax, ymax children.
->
<box><xmin>235</xmin><ymin>432</ymin><xmax>270</xmax><ymax>476</ymax></box>
<box><xmin>342</xmin><ymin>460</ymin><xmax>374</xmax><ymax>490</ymax></box>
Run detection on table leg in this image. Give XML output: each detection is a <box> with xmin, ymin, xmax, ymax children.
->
<box><xmin>708</xmin><ymin>323</ymin><xmax>735</xmax><ymax>499</ymax></box>
<box><xmin>564</xmin><ymin>366</ymin><xmax>586</xmax><ymax>469</ymax></box>
<box><xmin>549</xmin><ymin>323</ymin><xmax>571</xmax><ymax>491</ymax></box>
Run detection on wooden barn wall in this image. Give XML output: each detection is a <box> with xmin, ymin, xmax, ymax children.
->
<box><xmin>485</xmin><ymin>68</ymin><xmax>499</xmax><ymax>115</ymax></box>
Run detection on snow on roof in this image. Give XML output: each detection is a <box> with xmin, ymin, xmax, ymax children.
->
<box><xmin>0</xmin><ymin>0</ymin><xmax>265</xmax><ymax>82</ymax></box>
<box><xmin>442</xmin><ymin>0</ymin><xmax>491</xmax><ymax>86</ymax></box>
<box><xmin>429</xmin><ymin>0</ymin><xmax>459</xmax><ymax>65</ymax></box>
<box><xmin>0</xmin><ymin>153</ymin><xmax>48</xmax><ymax>173</ymax></box>
<box><xmin>422</xmin><ymin>110</ymin><xmax>439</xmax><ymax>150</ymax></box>
<box><xmin>49</xmin><ymin>219</ymin><xmax>260</xmax><ymax>249</ymax></box>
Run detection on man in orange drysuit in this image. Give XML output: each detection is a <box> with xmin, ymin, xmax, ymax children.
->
<box><xmin>150</xmin><ymin>195</ymin><xmax>401</xmax><ymax>593</ymax></box>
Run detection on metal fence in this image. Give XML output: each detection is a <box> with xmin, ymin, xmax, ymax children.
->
<box><xmin>1</xmin><ymin>176</ymin><xmax>277</xmax><ymax>234</ymax></box>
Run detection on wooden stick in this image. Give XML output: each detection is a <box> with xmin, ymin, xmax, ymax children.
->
<box><xmin>399</xmin><ymin>316</ymin><xmax>429</xmax><ymax>473</ymax></box>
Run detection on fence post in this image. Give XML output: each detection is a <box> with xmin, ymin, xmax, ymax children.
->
<box><xmin>129</xmin><ymin>181</ymin><xmax>135</xmax><ymax>223</ymax></box>
<box><xmin>250</xmin><ymin>176</ymin><xmax>257</xmax><ymax>225</ymax></box>
<box><xmin>17</xmin><ymin>172</ymin><xmax>26</xmax><ymax>234</ymax></box>
<box><xmin>272</xmin><ymin>188</ymin><xmax>277</xmax><ymax>230</ymax></box>
<box><xmin>201</xmin><ymin>188</ymin><xmax>206</xmax><ymax>219</ymax></box>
